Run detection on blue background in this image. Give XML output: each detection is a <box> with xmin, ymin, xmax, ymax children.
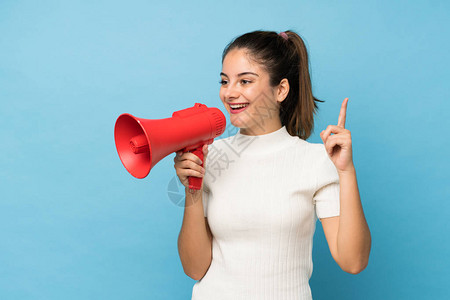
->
<box><xmin>1</xmin><ymin>0</ymin><xmax>449</xmax><ymax>299</ymax></box>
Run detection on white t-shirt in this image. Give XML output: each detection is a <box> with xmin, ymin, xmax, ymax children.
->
<box><xmin>191</xmin><ymin>125</ymin><xmax>340</xmax><ymax>300</ymax></box>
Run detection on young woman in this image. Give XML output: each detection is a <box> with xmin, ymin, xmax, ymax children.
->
<box><xmin>175</xmin><ymin>30</ymin><xmax>371</xmax><ymax>300</ymax></box>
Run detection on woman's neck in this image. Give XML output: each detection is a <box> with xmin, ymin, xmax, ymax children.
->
<box><xmin>238</xmin><ymin>121</ymin><xmax>283</xmax><ymax>136</ymax></box>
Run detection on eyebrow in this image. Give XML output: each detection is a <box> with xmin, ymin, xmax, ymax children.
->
<box><xmin>220</xmin><ymin>72</ymin><xmax>259</xmax><ymax>77</ymax></box>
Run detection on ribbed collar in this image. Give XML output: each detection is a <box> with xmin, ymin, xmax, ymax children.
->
<box><xmin>227</xmin><ymin>125</ymin><xmax>297</xmax><ymax>156</ymax></box>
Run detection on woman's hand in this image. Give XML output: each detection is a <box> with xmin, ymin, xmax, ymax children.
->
<box><xmin>320</xmin><ymin>98</ymin><xmax>354</xmax><ymax>174</ymax></box>
<box><xmin>174</xmin><ymin>144</ymin><xmax>208</xmax><ymax>189</ymax></box>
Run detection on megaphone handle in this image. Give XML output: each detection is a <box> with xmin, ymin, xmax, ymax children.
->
<box><xmin>188</xmin><ymin>146</ymin><xmax>205</xmax><ymax>190</ymax></box>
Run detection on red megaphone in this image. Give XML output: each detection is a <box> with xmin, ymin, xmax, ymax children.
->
<box><xmin>114</xmin><ymin>103</ymin><xmax>226</xmax><ymax>190</ymax></box>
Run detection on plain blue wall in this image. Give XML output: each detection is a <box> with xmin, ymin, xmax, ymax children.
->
<box><xmin>1</xmin><ymin>0</ymin><xmax>449</xmax><ymax>299</ymax></box>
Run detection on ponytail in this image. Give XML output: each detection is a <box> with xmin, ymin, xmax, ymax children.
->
<box><xmin>280</xmin><ymin>30</ymin><xmax>324</xmax><ymax>139</ymax></box>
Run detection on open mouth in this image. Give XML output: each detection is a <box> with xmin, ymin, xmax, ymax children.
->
<box><xmin>229</xmin><ymin>103</ymin><xmax>249</xmax><ymax>114</ymax></box>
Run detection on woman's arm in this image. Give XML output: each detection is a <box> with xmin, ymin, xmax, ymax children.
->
<box><xmin>177</xmin><ymin>188</ymin><xmax>213</xmax><ymax>280</ymax></box>
<box><xmin>320</xmin><ymin>165</ymin><xmax>371</xmax><ymax>274</ymax></box>
<box><xmin>319</xmin><ymin>97</ymin><xmax>371</xmax><ymax>274</ymax></box>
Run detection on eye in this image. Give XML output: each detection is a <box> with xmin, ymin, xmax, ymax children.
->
<box><xmin>241</xmin><ymin>79</ymin><xmax>251</xmax><ymax>85</ymax></box>
<box><xmin>219</xmin><ymin>79</ymin><xmax>228</xmax><ymax>85</ymax></box>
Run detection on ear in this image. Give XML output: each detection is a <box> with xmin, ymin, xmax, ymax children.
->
<box><xmin>277</xmin><ymin>78</ymin><xmax>289</xmax><ymax>103</ymax></box>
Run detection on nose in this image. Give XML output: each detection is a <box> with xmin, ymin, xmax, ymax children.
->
<box><xmin>223</xmin><ymin>82</ymin><xmax>240</xmax><ymax>101</ymax></box>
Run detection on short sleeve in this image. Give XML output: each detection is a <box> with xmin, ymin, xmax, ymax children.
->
<box><xmin>313</xmin><ymin>146</ymin><xmax>340</xmax><ymax>220</ymax></box>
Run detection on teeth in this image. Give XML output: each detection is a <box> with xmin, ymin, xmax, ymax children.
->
<box><xmin>230</xmin><ymin>103</ymin><xmax>249</xmax><ymax>109</ymax></box>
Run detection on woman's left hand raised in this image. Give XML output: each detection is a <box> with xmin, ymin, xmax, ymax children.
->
<box><xmin>320</xmin><ymin>98</ymin><xmax>355</xmax><ymax>174</ymax></box>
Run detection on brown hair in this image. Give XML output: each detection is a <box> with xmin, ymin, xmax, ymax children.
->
<box><xmin>222</xmin><ymin>30</ymin><xmax>324</xmax><ymax>140</ymax></box>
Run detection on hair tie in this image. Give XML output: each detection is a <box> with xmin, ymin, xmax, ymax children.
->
<box><xmin>279</xmin><ymin>32</ymin><xmax>289</xmax><ymax>41</ymax></box>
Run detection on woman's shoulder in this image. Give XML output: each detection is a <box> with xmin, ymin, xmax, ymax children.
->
<box><xmin>292</xmin><ymin>136</ymin><xmax>326</xmax><ymax>151</ymax></box>
<box><xmin>290</xmin><ymin>137</ymin><xmax>330</xmax><ymax>162</ymax></box>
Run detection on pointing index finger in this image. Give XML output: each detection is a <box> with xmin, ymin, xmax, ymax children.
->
<box><xmin>337</xmin><ymin>98</ymin><xmax>349</xmax><ymax>128</ymax></box>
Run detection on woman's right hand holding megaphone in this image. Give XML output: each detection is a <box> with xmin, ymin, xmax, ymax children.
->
<box><xmin>174</xmin><ymin>144</ymin><xmax>208</xmax><ymax>190</ymax></box>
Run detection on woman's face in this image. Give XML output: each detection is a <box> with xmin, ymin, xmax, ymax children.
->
<box><xmin>219</xmin><ymin>48</ymin><xmax>282</xmax><ymax>136</ymax></box>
